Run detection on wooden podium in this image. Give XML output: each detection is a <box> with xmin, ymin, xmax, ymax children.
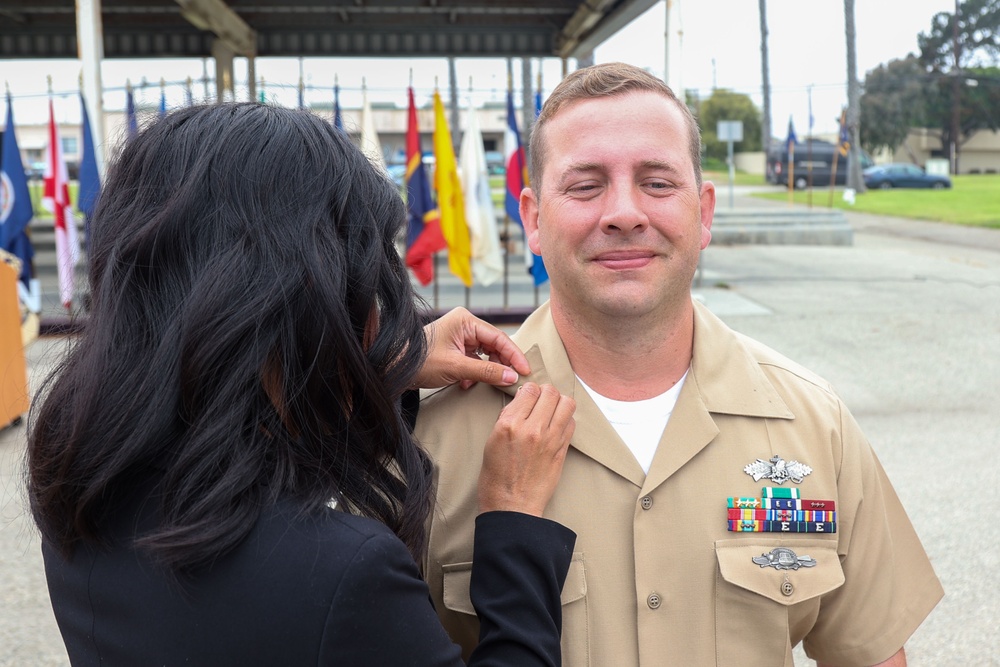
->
<box><xmin>0</xmin><ymin>260</ymin><xmax>30</xmax><ymax>428</ymax></box>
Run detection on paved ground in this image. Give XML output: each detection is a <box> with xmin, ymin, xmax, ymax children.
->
<box><xmin>2</xmin><ymin>192</ymin><xmax>998</xmax><ymax>665</ymax></box>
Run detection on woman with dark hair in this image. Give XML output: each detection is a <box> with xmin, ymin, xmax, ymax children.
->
<box><xmin>28</xmin><ymin>103</ymin><xmax>576</xmax><ymax>666</ymax></box>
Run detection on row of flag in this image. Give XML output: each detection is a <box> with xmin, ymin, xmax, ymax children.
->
<box><xmin>0</xmin><ymin>79</ymin><xmax>547</xmax><ymax>316</ymax></box>
<box><xmin>1</xmin><ymin>91</ymin><xmax>101</xmax><ymax>312</ymax></box>
<box><xmin>11</xmin><ymin>82</ymin><xmax>869</xmax><ymax>311</ymax></box>
<box><xmin>402</xmin><ymin>86</ymin><xmax>546</xmax><ymax>288</ymax></box>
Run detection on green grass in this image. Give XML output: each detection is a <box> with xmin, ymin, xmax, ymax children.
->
<box><xmin>702</xmin><ymin>170</ymin><xmax>767</xmax><ymax>187</ymax></box>
<box><xmin>752</xmin><ymin>174</ymin><xmax>1000</xmax><ymax>228</ymax></box>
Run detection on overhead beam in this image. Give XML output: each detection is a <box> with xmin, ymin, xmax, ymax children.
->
<box><xmin>174</xmin><ymin>0</ymin><xmax>256</xmax><ymax>57</ymax></box>
<box><xmin>557</xmin><ymin>0</ymin><xmax>659</xmax><ymax>59</ymax></box>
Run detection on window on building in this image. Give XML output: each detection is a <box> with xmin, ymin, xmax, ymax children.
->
<box><xmin>62</xmin><ymin>137</ymin><xmax>78</xmax><ymax>155</ymax></box>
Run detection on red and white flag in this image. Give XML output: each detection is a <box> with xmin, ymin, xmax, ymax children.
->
<box><xmin>42</xmin><ymin>99</ymin><xmax>79</xmax><ymax>309</ymax></box>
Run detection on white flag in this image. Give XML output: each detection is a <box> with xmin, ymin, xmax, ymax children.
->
<box><xmin>359</xmin><ymin>87</ymin><xmax>386</xmax><ymax>171</ymax></box>
<box><xmin>459</xmin><ymin>103</ymin><xmax>503</xmax><ymax>287</ymax></box>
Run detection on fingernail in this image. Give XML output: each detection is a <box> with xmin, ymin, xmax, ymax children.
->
<box><xmin>502</xmin><ymin>369</ymin><xmax>518</xmax><ymax>385</ymax></box>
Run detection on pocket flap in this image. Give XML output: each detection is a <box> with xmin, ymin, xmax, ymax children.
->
<box><xmin>716</xmin><ymin>539</ymin><xmax>844</xmax><ymax>606</ymax></box>
<box><xmin>442</xmin><ymin>554</ymin><xmax>587</xmax><ymax>615</ymax></box>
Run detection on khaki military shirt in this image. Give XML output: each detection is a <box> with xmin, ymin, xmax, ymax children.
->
<box><xmin>416</xmin><ymin>301</ymin><xmax>942</xmax><ymax>667</ymax></box>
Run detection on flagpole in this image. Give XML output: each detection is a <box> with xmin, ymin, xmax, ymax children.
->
<box><xmin>533</xmin><ymin>67</ymin><xmax>542</xmax><ymax>308</ymax></box>
<box><xmin>829</xmin><ymin>107</ymin><xmax>846</xmax><ymax>208</ymax></box>
<box><xmin>787</xmin><ymin>144</ymin><xmax>795</xmax><ymax>206</ymax></box>
<box><xmin>504</xmin><ymin>60</ymin><xmax>513</xmax><ymax>311</ymax></box>
<box><xmin>465</xmin><ymin>75</ymin><xmax>473</xmax><ymax>311</ymax></box>
<box><xmin>432</xmin><ymin>77</ymin><xmax>439</xmax><ymax>310</ymax></box>
<box><xmin>785</xmin><ymin>117</ymin><xmax>796</xmax><ymax>206</ymax></box>
<box><xmin>829</xmin><ymin>151</ymin><xmax>840</xmax><ymax>208</ymax></box>
<box><xmin>806</xmin><ymin>86</ymin><xmax>813</xmax><ymax>209</ymax></box>
<box><xmin>503</xmin><ymin>217</ymin><xmax>510</xmax><ymax>309</ymax></box>
<box><xmin>433</xmin><ymin>253</ymin><xmax>439</xmax><ymax>311</ymax></box>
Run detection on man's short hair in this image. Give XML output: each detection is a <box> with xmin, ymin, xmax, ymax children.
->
<box><xmin>528</xmin><ymin>62</ymin><xmax>702</xmax><ymax>191</ymax></box>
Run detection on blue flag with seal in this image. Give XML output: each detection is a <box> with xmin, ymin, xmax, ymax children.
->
<box><xmin>78</xmin><ymin>93</ymin><xmax>102</xmax><ymax>253</ymax></box>
<box><xmin>1</xmin><ymin>93</ymin><xmax>35</xmax><ymax>287</ymax></box>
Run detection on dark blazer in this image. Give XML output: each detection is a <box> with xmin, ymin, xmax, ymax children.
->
<box><xmin>43</xmin><ymin>495</ymin><xmax>575</xmax><ymax>666</ymax></box>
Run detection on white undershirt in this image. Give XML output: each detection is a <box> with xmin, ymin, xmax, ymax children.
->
<box><xmin>577</xmin><ymin>370</ymin><xmax>688</xmax><ymax>474</ymax></box>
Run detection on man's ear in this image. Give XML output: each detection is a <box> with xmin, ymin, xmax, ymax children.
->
<box><xmin>520</xmin><ymin>188</ymin><xmax>542</xmax><ymax>255</ymax></box>
<box><xmin>698</xmin><ymin>180</ymin><xmax>716</xmax><ymax>250</ymax></box>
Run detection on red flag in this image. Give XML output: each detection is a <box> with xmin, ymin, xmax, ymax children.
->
<box><xmin>42</xmin><ymin>98</ymin><xmax>78</xmax><ymax>309</ymax></box>
<box><xmin>403</xmin><ymin>87</ymin><xmax>445</xmax><ymax>285</ymax></box>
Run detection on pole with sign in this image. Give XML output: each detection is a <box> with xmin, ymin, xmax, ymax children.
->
<box><xmin>716</xmin><ymin>120</ymin><xmax>743</xmax><ymax>209</ymax></box>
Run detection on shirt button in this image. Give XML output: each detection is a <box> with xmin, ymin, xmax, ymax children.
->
<box><xmin>781</xmin><ymin>581</ymin><xmax>794</xmax><ymax>597</ymax></box>
<box><xmin>640</xmin><ymin>496</ymin><xmax>653</xmax><ymax>510</ymax></box>
<box><xmin>647</xmin><ymin>593</ymin><xmax>661</xmax><ymax>609</ymax></box>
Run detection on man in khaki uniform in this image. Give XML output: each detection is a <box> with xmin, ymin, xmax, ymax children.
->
<box><xmin>415</xmin><ymin>63</ymin><xmax>942</xmax><ymax>666</ymax></box>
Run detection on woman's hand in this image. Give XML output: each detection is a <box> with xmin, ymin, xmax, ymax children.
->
<box><xmin>479</xmin><ymin>383</ymin><xmax>576</xmax><ymax>517</ymax></box>
<box><xmin>413</xmin><ymin>307</ymin><xmax>531</xmax><ymax>390</ymax></box>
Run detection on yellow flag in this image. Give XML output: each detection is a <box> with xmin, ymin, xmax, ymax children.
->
<box><xmin>432</xmin><ymin>91</ymin><xmax>472</xmax><ymax>287</ymax></box>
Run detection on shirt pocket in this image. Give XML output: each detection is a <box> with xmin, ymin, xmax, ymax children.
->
<box><xmin>714</xmin><ymin>538</ymin><xmax>844</xmax><ymax>667</ymax></box>
<box><xmin>442</xmin><ymin>553</ymin><xmax>589</xmax><ymax>666</ymax></box>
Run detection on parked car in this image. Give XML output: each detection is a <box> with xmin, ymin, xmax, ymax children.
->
<box><xmin>863</xmin><ymin>163</ymin><xmax>952</xmax><ymax>190</ymax></box>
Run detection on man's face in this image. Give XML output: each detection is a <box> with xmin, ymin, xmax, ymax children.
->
<box><xmin>521</xmin><ymin>91</ymin><xmax>715</xmax><ymax>322</ymax></box>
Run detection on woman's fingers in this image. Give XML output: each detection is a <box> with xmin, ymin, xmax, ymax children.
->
<box><xmin>413</xmin><ymin>308</ymin><xmax>530</xmax><ymax>390</ymax></box>
<box><xmin>479</xmin><ymin>383</ymin><xmax>576</xmax><ymax>517</ymax></box>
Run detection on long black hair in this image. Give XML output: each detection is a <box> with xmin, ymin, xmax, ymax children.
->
<box><xmin>28</xmin><ymin>103</ymin><xmax>432</xmax><ymax>572</ymax></box>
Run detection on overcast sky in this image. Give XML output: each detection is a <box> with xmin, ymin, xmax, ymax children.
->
<box><xmin>2</xmin><ymin>0</ymin><xmax>958</xmax><ymax>138</ymax></box>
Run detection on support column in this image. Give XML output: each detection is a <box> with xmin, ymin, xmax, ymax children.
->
<box><xmin>76</xmin><ymin>0</ymin><xmax>106</xmax><ymax>177</ymax></box>
<box><xmin>212</xmin><ymin>39</ymin><xmax>235</xmax><ymax>102</ymax></box>
<box><xmin>202</xmin><ymin>58</ymin><xmax>211</xmax><ymax>100</ymax></box>
<box><xmin>247</xmin><ymin>55</ymin><xmax>256</xmax><ymax>102</ymax></box>
<box><xmin>520</xmin><ymin>58</ymin><xmax>533</xmax><ymax>148</ymax></box>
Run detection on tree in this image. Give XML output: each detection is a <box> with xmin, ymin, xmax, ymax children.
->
<box><xmin>859</xmin><ymin>56</ymin><xmax>939</xmax><ymax>154</ymax></box>
<box><xmin>918</xmin><ymin>0</ymin><xmax>1000</xmax><ymax>172</ymax></box>
<box><xmin>697</xmin><ymin>89</ymin><xmax>762</xmax><ymax>161</ymax></box>
<box><xmin>860</xmin><ymin>60</ymin><xmax>1000</xmax><ymax>164</ymax></box>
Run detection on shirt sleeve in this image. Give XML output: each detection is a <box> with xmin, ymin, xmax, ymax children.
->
<box><xmin>319</xmin><ymin>511</ymin><xmax>575</xmax><ymax>666</ymax></box>
<box><xmin>802</xmin><ymin>402</ymin><xmax>944</xmax><ymax>666</ymax></box>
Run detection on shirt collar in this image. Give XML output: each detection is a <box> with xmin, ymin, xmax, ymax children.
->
<box><xmin>503</xmin><ymin>300</ymin><xmax>794</xmax><ymax>421</ymax></box>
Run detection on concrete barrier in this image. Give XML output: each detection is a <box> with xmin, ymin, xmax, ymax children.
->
<box><xmin>711</xmin><ymin>208</ymin><xmax>853</xmax><ymax>246</ymax></box>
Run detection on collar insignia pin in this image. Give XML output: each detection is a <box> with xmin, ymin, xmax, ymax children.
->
<box><xmin>744</xmin><ymin>455</ymin><xmax>812</xmax><ymax>485</ymax></box>
<box><xmin>753</xmin><ymin>547</ymin><xmax>817</xmax><ymax>570</ymax></box>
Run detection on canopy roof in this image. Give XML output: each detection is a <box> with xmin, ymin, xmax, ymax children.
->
<box><xmin>0</xmin><ymin>0</ymin><xmax>658</xmax><ymax>60</ymax></box>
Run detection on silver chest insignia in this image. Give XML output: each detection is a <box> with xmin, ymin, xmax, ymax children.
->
<box><xmin>744</xmin><ymin>455</ymin><xmax>813</xmax><ymax>485</ymax></box>
<box><xmin>752</xmin><ymin>547</ymin><xmax>817</xmax><ymax>570</ymax></box>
